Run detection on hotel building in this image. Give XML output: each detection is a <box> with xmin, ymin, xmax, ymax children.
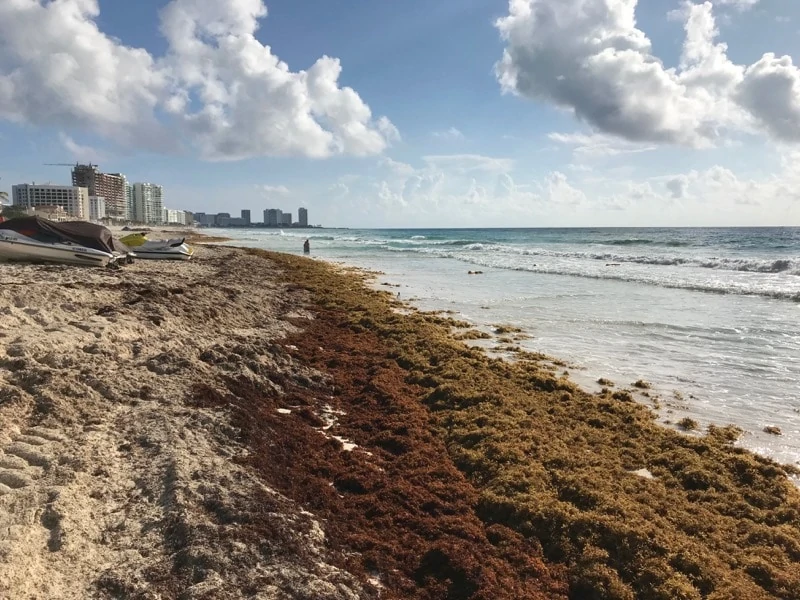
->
<box><xmin>71</xmin><ymin>164</ymin><xmax>128</xmax><ymax>220</ymax></box>
<box><xmin>12</xmin><ymin>184</ymin><xmax>90</xmax><ymax>220</ymax></box>
<box><xmin>89</xmin><ymin>196</ymin><xmax>106</xmax><ymax>221</ymax></box>
<box><xmin>132</xmin><ymin>183</ymin><xmax>164</xmax><ymax>225</ymax></box>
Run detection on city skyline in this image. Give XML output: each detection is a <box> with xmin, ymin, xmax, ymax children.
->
<box><xmin>6</xmin><ymin>163</ymin><xmax>191</xmax><ymax>225</ymax></box>
<box><xmin>6</xmin><ymin>162</ymin><xmax>314</xmax><ymax>228</ymax></box>
<box><xmin>194</xmin><ymin>206</ymin><xmax>313</xmax><ymax>228</ymax></box>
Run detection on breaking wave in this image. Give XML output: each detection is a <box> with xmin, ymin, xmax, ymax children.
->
<box><xmin>377</xmin><ymin>241</ymin><xmax>800</xmax><ymax>301</ymax></box>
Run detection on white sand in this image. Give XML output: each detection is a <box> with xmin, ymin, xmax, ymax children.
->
<box><xmin>0</xmin><ymin>246</ymin><xmax>369</xmax><ymax>599</ymax></box>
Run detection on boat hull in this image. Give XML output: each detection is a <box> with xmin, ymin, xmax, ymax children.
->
<box><xmin>0</xmin><ymin>233</ymin><xmax>113</xmax><ymax>266</ymax></box>
<box><xmin>131</xmin><ymin>248</ymin><xmax>194</xmax><ymax>261</ymax></box>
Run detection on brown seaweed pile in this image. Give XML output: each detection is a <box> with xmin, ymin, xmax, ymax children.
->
<box><xmin>258</xmin><ymin>249</ymin><xmax>800</xmax><ymax>600</ymax></box>
<box><xmin>191</xmin><ymin>279</ymin><xmax>569</xmax><ymax>598</ymax></box>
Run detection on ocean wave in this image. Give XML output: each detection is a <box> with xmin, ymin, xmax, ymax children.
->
<box><xmin>601</xmin><ymin>238</ymin><xmax>655</xmax><ymax>246</ymax></box>
<box><xmin>379</xmin><ymin>245</ymin><xmax>800</xmax><ymax>302</ymax></box>
<box><xmin>705</xmin><ymin>258</ymin><xmax>794</xmax><ymax>273</ymax></box>
<box><xmin>585</xmin><ymin>255</ymin><xmax>797</xmax><ymax>274</ymax></box>
<box><xmin>461</xmin><ymin>258</ymin><xmax>800</xmax><ymax>302</ymax></box>
<box><xmin>424</xmin><ymin>244</ymin><xmax>800</xmax><ymax>275</ymax></box>
<box><xmin>383</xmin><ymin>238</ymin><xmax>492</xmax><ymax>248</ymax></box>
<box><xmin>592</xmin><ymin>238</ymin><xmax>692</xmax><ymax>247</ymax></box>
<box><xmin>441</xmin><ymin>239</ymin><xmax>492</xmax><ymax>247</ymax></box>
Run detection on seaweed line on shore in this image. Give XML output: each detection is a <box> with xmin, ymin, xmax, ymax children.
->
<box><xmin>258</xmin><ymin>248</ymin><xmax>800</xmax><ymax>600</ymax></box>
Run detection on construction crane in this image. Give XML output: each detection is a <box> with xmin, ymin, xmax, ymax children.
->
<box><xmin>43</xmin><ymin>163</ymin><xmax>97</xmax><ymax>168</ymax></box>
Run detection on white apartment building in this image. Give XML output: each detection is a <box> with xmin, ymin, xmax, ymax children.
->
<box><xmin>125</xmin><ymin>182</ymin><xmax>134</xmax><ymax>221</ymax></box>
<box><xmin>264</xmin><ymin>208</ymin><xmax>283</xmax><ymax>226</ymax></box>
<box><xmin>132</xmin><ymin>183</ymin><xmax>164</xmax><ymax>224</ymax></box>
<box><xmin>89</xmin><ymin>196</ymin><xmax>106</xmax><ymax>221</ymax></box>
<box><xmin>163</xmin><ymin>208</ymin><xmax>188</xmax><ymax>225</ymax></box>
<box><xmin>12</xmin><ymin>184</ymin><xmax>90</xmax><ymax>220</ymax></box>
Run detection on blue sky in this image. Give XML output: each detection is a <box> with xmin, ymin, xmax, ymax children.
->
<box><xmin>1</xmin><ymin>0</ymin><xmax>800</xmax><ymax>227</ymax></box>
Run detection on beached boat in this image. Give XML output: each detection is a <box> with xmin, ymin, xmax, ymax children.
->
<box><xmin>0</xmin><ymin>230</ymin><xmax>115</xmax><ymax>266</ymax></box>
<box><xmin>120</xmin><ymin>233</ymin><xmax>195</xmax><ymax>260</ymax></box>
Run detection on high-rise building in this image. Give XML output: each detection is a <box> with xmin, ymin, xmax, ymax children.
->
<box><xmin>71</xmin><ymin>164</ymin><xmax>128</xmax><ymax>220</ymax></box>
<box><xmin>132</xmin><ymin>183</ymin><xmax>164</xmax><ymax>224</ymax></box>
<box><xmin>125</xmin><ymin>182</ymin><xmax>134</xmax><ymax>221</ymax></box>
<box><xmin>241</xmin><ymin>209</ymin><xmax>251</xmax><ymax>225</ymax></box>
<box><xmin>281</xmin><ymin>212</ymin><xmax>292</xmax><ymax>226</ymax></box>
<box><xmin>89</xmin><ymin>196</ymin><xmax>106</xmax><ymax>221</ymax></box>
<box><xmin>193</xmin><ymin>212</ymin><xmax>214</xmax><ymax>226</ymax></box>
<box><xmin>12</xmin><ymin>184</ymin><xmax>90</xmax><ymax>219</ymax></box>
<box><xmin>265</xmin><ymin>208</ymin><xmax>282</xmax><ymax>226</ymax></box>
<box><xmin>298</xmin><ymin>207</ymin><xmax>308</xmax><ymax>227</ymax></box>
<box><xmin>164</xmin><ymin>209</ymin><xmax>188</xmax><ymax>225</ymax></box>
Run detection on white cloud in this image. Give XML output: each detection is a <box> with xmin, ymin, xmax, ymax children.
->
<box><xmin>376</xmin><ymin>117</ymin><xmax>402</xmax><ymax>144</ymax></box>
<box><xmin>258</xmin><ymin>184</ymin><xmax>290</xmax><ymax>195</ymax></box>
<box><xmin>597</xmin><ymin>181</ymin><xmax>659</xmax><ymax>211</ymax></box>
<box><xmin>401</xmin><ymin>171</ymin><xmax>445</xmax><ymax>205</ymax></box>
<box><xmin>652</xmin><ymin>157</ymin><xmax>800</xmax><ymax>209</ymax></box>
<box><xmin>495</xmin><ymin>0</ymin><xmax>800</xmax><ymax>146</ymax></box>
<box><xmin>713</xmin><ymin>0</ymin><xmax>760</xmax><ymax>9</ymax></box>
<box><xmin>666</xmin><ymin>175</ymin><xmax>690</xmax><ymax>199</ymax></box>
<box><xmin>548</xmin><ymin>132</ymin><xmax>656</xmax><ymax>157</ymax></box>
<box><xmin>0</xmin><ymin>0</ymin><xmax>167</xmax><ymax>148</ymax></box>
<box><xmin>494</xmin><ymin>173</ymin><xmax>515</xmax><ymax>198</ymax></box>
<box><xmin>328</xmin><ymin>182</ymin><xmax>350</xmax><ymax>198</ymax></box>
<box><xmin>314</xmin><ymin>146</ymin><xmax>800</xmax><ymax>226</ymax></box>
<box><xmin>0</xmin><ymin>0</ymin><xmax>396</xmax><ymax>160</ymax></box>
<box><xmin>544</xmin><ymin>172</ymin><xmax>587</xmax><ymax>206</ymax></box>
<box><xmin>378</xmin><ymin>157</ymin><xmax>416</xmax><ymax>177</ymax></box>
<box><xmin>737</xmin><ymin>54</ymin><xmax>800</xmax><ymax>142</ymax></box>
<box><xmin>325</xmin><ymin>154</ymin><xmax>536</xmax><ymax>225</ymax></box>
<box><xmin>59</xmin><ymin>133</ymin><xmax>106</xmax><ymax>163</ymax></box>
<box><xmin>464</xmin><ymin>179</ymin><xmax>489</xmax><ymax>204</ymax></box>
<box><xmin>422</xmin><ymin>154</ymin><xmax>514</xmax><ymax>174</ymax></box>
<box><xmin>432</xmin><ymin>127</ymin><xmax>465</xmax><ymax>141</ymax></box>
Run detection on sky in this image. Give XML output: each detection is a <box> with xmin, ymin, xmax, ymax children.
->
<box><xmin>1</xmin><ymin>0</ymin><xmax>800</xmax><ymax>227</ymax></box>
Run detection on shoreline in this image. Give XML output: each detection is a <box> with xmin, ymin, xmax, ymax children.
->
<box><xmin>267</xmin><ymin>249</ymin><xmax>800</xmax><ymax>599</ymax></box>
<box><xmin>319</xmin><ymin>246</ymin><xmax>800</xmax><ymax>471</ymax></box>
<box><xmin>0</xmin><ymin>245</ymin><xmax>799</xmax><ymax>598</ymax></box>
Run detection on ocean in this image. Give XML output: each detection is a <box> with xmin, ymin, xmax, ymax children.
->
<box><xmin>217</xmin><ymin>227</ymin><xmax>800</xmax><ymax>468</ymax></box>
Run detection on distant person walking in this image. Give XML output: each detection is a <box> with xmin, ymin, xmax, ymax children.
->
<box><xmin>303</xmin><ymin>239</ymin><xmax>310</xmax><ymax>254</ymax></box>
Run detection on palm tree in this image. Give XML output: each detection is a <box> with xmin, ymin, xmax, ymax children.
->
<box><xmin>0</xmin><ymin>205</ymin><xmax>26</xmax><ymax>220</ymax></box>
<box><xmin>0</xmin><ymin>191</ymin><xmax>7</xmax><ymax>204</ymax></box>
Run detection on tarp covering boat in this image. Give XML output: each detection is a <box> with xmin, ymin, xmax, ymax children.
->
<box><xmin>0</xmin><ymin>216</ymin><xmax>131</xmax><ymax>255</ymax></box>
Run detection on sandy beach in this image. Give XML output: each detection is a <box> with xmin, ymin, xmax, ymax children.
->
<box><xmin>1</xmin><ymin>241</ymin><xmax>799</xmax><ymax>599</ymax></box>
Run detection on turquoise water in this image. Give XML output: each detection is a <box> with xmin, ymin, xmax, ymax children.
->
<box><xmin>218</xmin><ymin>227</ymin><xmax>800</xmax><ymax>467</ymax></box>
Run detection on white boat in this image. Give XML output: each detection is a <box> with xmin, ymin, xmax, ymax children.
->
<box><xmin>0</xmin><ymin>230</ymin><xmax>115</xmax><ymax>266</ymax></box>
<box><xmin>129</xmin><ymin>238</ymin><xmax>194</xmax><ymax>261</ymax></box>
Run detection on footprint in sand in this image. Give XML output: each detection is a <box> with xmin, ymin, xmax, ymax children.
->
<box><xmin>0</xmin><ymin>428</ymin><xmax>65</xmax><ymax>497</ymax></box>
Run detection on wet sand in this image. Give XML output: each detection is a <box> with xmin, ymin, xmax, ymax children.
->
<box><xmin>0</xmin><ymin>243</ymin><xmax>799</xmax><ymax>599</ymax></box>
